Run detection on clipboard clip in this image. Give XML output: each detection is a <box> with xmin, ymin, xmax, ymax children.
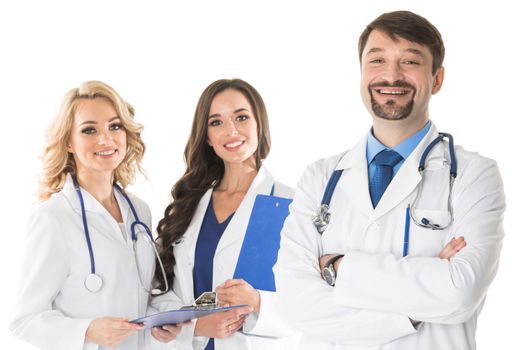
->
<box><xmin>180</xmin><ymin>292</ymin><xmax>218</xmax><ymax>310</ymax></box>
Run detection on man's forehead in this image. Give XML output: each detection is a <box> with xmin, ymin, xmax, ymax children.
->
<box><xmin>364</xmin><ymin>30</ymin><xmax>430</xmax><ymax>55</ymax></box>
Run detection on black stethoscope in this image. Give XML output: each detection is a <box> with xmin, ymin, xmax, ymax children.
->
<box><xmin>73</xmin><ymin>177</ymin><xmax>168</xmax><ymax>295</ymax></box>
<box><xmin>312</xmin><ymin>133</ymin><xmax>457</xmax><ymax>257</ymax></box>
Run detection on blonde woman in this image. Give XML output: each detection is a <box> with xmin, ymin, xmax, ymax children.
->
<box><xmin>10</xmin><ymin>81</ymin><xmax>183</xmax><ymax>350</ymax></box>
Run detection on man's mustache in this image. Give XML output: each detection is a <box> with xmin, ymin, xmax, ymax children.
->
<box><xmin>369</xmin><ymin>80</ymin><xmax>415</xmax><ymax>90</ymax></box>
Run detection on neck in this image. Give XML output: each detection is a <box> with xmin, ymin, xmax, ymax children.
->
<box><xmin>372</xmin><ymin>115</ymin><xmax>429</xmax><ymax>148</ymax></box>
<box><xmin>75</xmin><ymin>171</ymin><xmax>115</xmax><ymax>208</ymax></box>
<box><xmin>217</xmin><ymin>158</ymin><xmax>258</xmax><ymax>194</ymax></box>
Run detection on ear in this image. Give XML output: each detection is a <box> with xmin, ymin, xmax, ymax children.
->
<box><xmin>67</xmin><ymin>135</ymin><xmax>76</xmax><ymax>153</ymax></box>
<box><xmin>432</xmin><ymin>66</ymin><xmax>445</xmax><ymax>94</ymax></box>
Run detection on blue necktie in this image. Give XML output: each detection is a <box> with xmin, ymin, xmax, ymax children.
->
<box><xmin>370</xmin><ymin>150</ymin><xmax>403</xmax><ymax>208</ymax></box>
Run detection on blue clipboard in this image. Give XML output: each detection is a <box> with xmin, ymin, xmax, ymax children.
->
<box><xmin>130</xmin><ymin>305</ymin><xmax>246</xmax><ymax>329</ymax></box>
<box><xmin>233</xmin><ymin>194</ymin><xmax>292</xmax><ymax>292</ymax></box>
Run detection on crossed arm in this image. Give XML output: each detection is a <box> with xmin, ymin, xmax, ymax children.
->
<box><xmin>274</xmin><ymin>157</ymin><xmax>504</xmax><ymax>344</ymax></box>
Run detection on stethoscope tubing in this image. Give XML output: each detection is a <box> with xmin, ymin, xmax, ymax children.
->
<box><xmin>313</xmin><ymin>133</ymin><xmax>457</xmax><ymax>256</ymax></box>
<box><xmin>73</xmin><ymin>177</ymin><xmax>168</xmax><ymax>294</ymax></box>
<box><xmin>74</xmin><ymin>180</ymin><xmax>97</xmax><ymax>275</ymax></box>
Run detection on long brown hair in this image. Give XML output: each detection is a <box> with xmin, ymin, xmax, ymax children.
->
<box><xmin>155</xmin><ymin>78</ymin><xmax>271</xmax><ymax>290</ymax></box>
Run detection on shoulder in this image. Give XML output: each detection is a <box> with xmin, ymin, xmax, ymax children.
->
<box><xmin>453</xmin><ymin>145</ymin><xmax>503</xmax><ymax>189</ymax></box>
<box><xmin>454</xmin><ymin>145</ymin><xmax>501</xmax><ymax>178</ymax></box>
<box><xmin>31</xmin><ymin>192</ymin><xmax>70</xmax><ymax>222</ymax></box>
<box><xmin>26</xmin><ymin>194</ymin><xmax>69</xmax><ymax>243</ymax></box>
<box><xmin>123</xmin><ymin>191</ymin><xmax>152</xmax><ymax>217</ymax></box>
<box><xmin>301</xmin><ymin>150</ymin><xmax>349</xmax><ymax>186</ymax></box>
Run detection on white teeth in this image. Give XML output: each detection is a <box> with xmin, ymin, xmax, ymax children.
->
<box><xmin>95</xmin><ymin>150</ymin><xmax>116</xmax><ymax>156</ymax></box>
<box><xmin>225</xmin><ymin>141</ymin><xmax>243</xmax><ymax>148</ymax></box>
<box><xmin>379</xmin><ymin>89</ymin><xmax>407</xmax><ymax>95</ymax></box>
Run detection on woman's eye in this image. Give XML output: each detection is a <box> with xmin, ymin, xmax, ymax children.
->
<box><xmin>237</xmin><ymin>114</ymin><xmax>249</xmax><ymax>121</ymax></box>
<box><xmin>110</xmin><ymin>123</ymin><xmax>124</xmax><ymax>131</ymax></box>
<box><xmin>81</xmin><ymin>127</ymin><xmax>96</xmax><ymax>135</ymax></box>
<box><xmin>209</xmin><ymin>119</ymin><xmax>222</xmax><ymax>127</ymax></box>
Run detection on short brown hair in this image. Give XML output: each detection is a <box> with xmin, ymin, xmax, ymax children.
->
<box><xmin>358</xmin><ymin>11</ymin><xmax>445</xmax><ymax>74</ymax></box>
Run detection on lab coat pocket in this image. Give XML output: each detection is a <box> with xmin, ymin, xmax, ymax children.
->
<box><xmin>408</xmin><ymin>209</ymin><xmax>451</xmax><ymax>257</ymax></box>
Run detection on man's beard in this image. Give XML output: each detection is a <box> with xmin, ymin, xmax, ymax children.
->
<box><xmin>368</xmin><ymin>81</ymin><xmax>415</xmax><ymax>120</ymax></box>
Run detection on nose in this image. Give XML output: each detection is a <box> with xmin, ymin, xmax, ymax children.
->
<box><xmin>98</xmin><ymin>130</ymin><xmax>113</xmax><ymax>145</ymax></box>
<box><xmin>382</xmin><ymin>61</ymin><xmax>405</xmax><ymax>83</ymax></box>
<box><xmin>225</xmin><ymin>117</ymin><xmax>239</xmax><ymax>136</ymax></box>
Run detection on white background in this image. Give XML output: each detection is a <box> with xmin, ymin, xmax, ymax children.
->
<box><xmin>0</xmin><ymin>0</ymin><xmax>522</xmax><ymax>348</ymax></box>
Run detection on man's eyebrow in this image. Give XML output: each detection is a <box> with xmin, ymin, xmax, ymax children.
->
<box><xmin>366</xmin><ymin>48</ymin><xmax>425</xmax><ymax>57</ymax></box>
<box><xmin>406</xmin><ymin>48</ymin><xmax>424</xmax><ymax>56</ymax></box>
<box><xmin>366</xmin><ymin>48</ymin><xmax>384</xmax><ymax>55</ymax></box>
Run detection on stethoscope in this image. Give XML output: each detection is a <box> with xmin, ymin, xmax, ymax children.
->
<box><xmin>312</xmin><ymin>132</ymin><xmax>457</xmax><ymax>257</ymax></box>
<box><xmin>73</xmin><ymin>177</ymin><xmax>168</xmax><ymax>295</ymax></box>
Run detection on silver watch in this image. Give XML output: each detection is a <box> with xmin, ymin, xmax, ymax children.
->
<box><xmin>322</xmin><ymin>254</ymin><xmax>344</xmax><ymax>286</ymax></box>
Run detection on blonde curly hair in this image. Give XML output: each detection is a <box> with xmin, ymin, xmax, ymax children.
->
<box><xmin>38</xmin><ymin>81</ymin><xmax>146</xmax><ymax>201</ymax></box>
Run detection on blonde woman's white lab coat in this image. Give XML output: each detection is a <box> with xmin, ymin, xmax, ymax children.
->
<box><xmin>151</xmin><ymin>166</ymin><xmax>300</xmax><ymax>350</ymax></box>
<box><xmin>10</xmin><ymin>175</ymin><xmax>159</xmax><ymax>350</ymax></box>
<box><xmin>274</xmin><ymin>123</ymin><xmax>505</xmax><ymax>350</ymax></box>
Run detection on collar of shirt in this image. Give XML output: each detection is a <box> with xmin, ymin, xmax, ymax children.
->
<box><xmin>366</xmin><ymin>121</ymin><xmax>432</xmax><ymax>164</ymax></box>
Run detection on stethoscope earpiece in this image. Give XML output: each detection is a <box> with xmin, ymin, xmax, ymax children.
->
<box><xmin>421</xmin><ymin>217</ymin><xmax>441</xmax><ymax>230</ymax></box>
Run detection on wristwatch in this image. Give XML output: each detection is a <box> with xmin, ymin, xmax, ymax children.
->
<box><xmin>322</xmin><ymin>254</ymin><xmax>344</xmax><ymax>286</ymax></box>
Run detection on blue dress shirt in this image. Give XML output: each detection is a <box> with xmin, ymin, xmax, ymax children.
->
<box><xmin>366</xmin><ymin>122</ymin><xmax>431</xmax><ymax>187</ymax></box>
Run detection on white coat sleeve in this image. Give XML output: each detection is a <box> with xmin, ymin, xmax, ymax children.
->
<box><xmin>334</xmin><ymin>157</ymin><xmax>505</xmax><ymax>324</ymax></box>
<box><xmin>242</xmin><ymin>290</ymin><xmax>295</xmax><ymax>337</ymax></box>
<box><xmin>274</xmin><ymin>164</ymin><xmax>417</xmax><ymax>346</ymax></box>
<box><xmin>10</xmin><ymin>208</ymin><xmax>95</xmax><ymax>350</ymax></box>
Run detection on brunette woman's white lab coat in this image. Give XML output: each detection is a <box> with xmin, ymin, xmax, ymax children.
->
<box><xmin>152</xmin><ymin>166</ymin><xmax>300</xmax><ymax>350</ymax></box>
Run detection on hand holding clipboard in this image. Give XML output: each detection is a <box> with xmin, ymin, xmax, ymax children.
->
<box><xmin>130</xmin><ymin>292</ymin><xmax>249</xmax><ymax>329</ymax></box>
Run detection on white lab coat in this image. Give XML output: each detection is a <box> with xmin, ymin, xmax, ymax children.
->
<box><xmin>151</xmin><ymin>166</ymin><xmax>301</xmax><ymax>350</ymax></box>
<box><xmin>274</xmin><ymin>123</ymin><xmax>505</xmax><ymax>350</ymax></box>
<box><xmin>10</xmin><ymin>174</ymin><xmax>160</xmax><ymax>350</ymax></box>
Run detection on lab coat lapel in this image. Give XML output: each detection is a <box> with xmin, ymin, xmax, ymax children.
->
<box><xmin>337</xmin><ymin>136</ymin><xmax>374</xmax><ymax>218</ymax></box>
<box><xmin>371</xmin><ymin>124</ymin><xmax>444</xmax><ymax>221</ymax></box>
<box><xmin>176</xmin><ymin>189</ymin><xmax>212</xmax><ymax>301</ymax></box>
<box><xmin>114</xmin><ymin>188</ymin><xmax>135</xmax><ymax>245</ymax></box>
<box><xmin>61</xmin><ymin>174</ymin><xmax>126</xmax><ymax>244</ymax></box>
<box><xmin>214</xmin><ymin>166</ymin><xmax>273</xmax><ymax>258</ymax></box>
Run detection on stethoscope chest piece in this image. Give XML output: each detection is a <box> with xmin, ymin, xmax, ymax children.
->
<box><xmin>84</xmin><ymin>273</ymin><xmax>103</xmax><ymax>293</ymax></box>
<box><xmin>312</xmin><ymin>204</ymin><xmax>331</xmax><ymax>233</ymax></box>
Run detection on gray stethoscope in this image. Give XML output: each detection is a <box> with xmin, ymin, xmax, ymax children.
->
<box><xmin>312</xmin><ymin>132</ymin><xmax>457</xmax><ymax>257</ymax></box>
<box><xmin>73</xmin><ymin>177</ymin><xmax>168</xmax><ymax>295</ymax></box>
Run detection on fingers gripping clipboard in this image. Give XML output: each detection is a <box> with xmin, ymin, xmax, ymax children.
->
<box><xmin>130</xmin><ymin>292</ymin><xmax>247</xmax><ymax>329</ymax></box>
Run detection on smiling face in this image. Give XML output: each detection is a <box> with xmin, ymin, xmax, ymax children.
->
<box><xmin>207</xmin><ymin>89</ymin><xmax>258</xmax><ymax>166</ymax></box>
<box><xmin>360</xmin><ymin>30</ymin><xmax>444</xmax><ymax>124</ymax></box>
<box><xmin>68</xmin><ymin>97</ymin><xmax>127</xmax><ymax>177</ymax></box>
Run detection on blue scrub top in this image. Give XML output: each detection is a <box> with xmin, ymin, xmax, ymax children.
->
<box><xmin>193</xmin><ymin>198</ymin><xmax>234</xmax><ymax>350</ymax></box>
